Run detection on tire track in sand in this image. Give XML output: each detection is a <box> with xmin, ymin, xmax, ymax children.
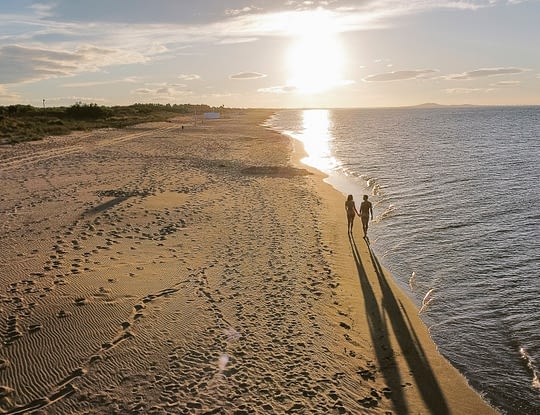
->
<box><xmin>0</xmin><ymin>124</ymin><xmax>179</xmax><ymax>173</ymax></box>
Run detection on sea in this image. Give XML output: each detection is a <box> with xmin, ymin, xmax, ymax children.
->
<box><xmin>267</xmin><ymin>106</ymin><xmax>540</xmax><ymax>415</ymax></box>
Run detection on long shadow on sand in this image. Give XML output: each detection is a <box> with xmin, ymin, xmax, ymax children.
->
<box><xmin>84</xmin><ymin>196</ymin><xmax>129</xmax><ymax>215</ymax></box>
<box><xmin>349</xmin><ymin>233</ymin><xmax>449</xmax><ymax>415</ymax></box>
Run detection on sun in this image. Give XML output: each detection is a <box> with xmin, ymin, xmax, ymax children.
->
<box><xmin>285</xmin><ymin>11</ymin><xmax>345</xmax><ymax>94</ymax></box>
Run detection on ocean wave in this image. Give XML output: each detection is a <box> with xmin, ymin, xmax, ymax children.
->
<box><xmin>520</xmin><ymin>347</ymin><xmax>540</xmax><ymax>389</ymax></box>
<box><xmin>373</xmin><ymin>204</ymin><xmax>396</xmax><ymax>223</ymax></box>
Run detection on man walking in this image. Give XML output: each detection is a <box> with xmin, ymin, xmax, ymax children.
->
<box><xmin>359</xmin><ymin>195</ymin><xmax>373</xmax><ymax>238</ymax></box>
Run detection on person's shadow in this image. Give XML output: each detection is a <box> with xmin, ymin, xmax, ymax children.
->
<box><xmin>349</xmin><ymin>232</ymin><xmax>449</xmax><ymax>415</ymax></box>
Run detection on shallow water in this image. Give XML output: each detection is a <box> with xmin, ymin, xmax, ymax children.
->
<box><xmin>268</xmin><ymin>106</ymin><xmax>540</xmax><ymax>415</ymax></box>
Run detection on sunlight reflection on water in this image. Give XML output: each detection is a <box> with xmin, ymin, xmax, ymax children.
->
<box><xmin>296</xmin><ymin>109</ymin><xmax>339</xmax><ymax>173</ymax></box>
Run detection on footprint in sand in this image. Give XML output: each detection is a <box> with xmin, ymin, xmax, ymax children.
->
<box><xmin>56</xmin><ymin>310</ymin><xmax>72</xmax><ymax>318</ymax></box>
<box><xmin>74</xmin><ymin>297</ymin><xmax>88</xmax><ymax>306</ymax></box>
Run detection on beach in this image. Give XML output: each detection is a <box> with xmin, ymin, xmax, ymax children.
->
<box><xmin>0</xmin><ymin>111</ymin><xmax>498</xmax><ymax>414</ymax></box>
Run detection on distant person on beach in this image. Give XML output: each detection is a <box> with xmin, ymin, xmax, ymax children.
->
<box><xmin>345</xmin><ymin>195</ymin><xmax>359</xmax><ymax>233</ymax></box>
<box><xmin>359</xmin><ymin>195</ymin><xmax>373</xmax><ymax>238</ymax></box>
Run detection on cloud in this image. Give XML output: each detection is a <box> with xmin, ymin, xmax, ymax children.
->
<box><xmin>492</xmin><ymin>80</ymin><xmax>521</xmax><ymax>86</ymax></box>
<box><xmin>258</xmin><ymin>85</ymin><xmax>297</xmax><ymax>94</ymax></box>
<box><xmin>444</xmin><ymin>87</ymin><xmax>494</xmax><ymax>94</ymax></box>
<box><xmin>363</xmin><ymin>69</ymin><xmax>437</xmax><ymax>82</ymax></box>
<box><xmin>62</xmin><ymin>77</ymin><xmax>139</xmax><ymax>88</ymax></box>
<box><xmin>225</xmin><ymin>6</ymin><xmax>259</xmax><ymax>17</ymax></box>
<box><xmin>258</xmin><ymin>78</ymin><xmax>354</xmax><ymax>94</ymax></box>
<box><xmin>132</xmin><ymin>84</ymin><xmax>192</xmax><ymax>100</ymax></box>
<box><xmin>230</xmin><ymin>72</ymin><xmax>267</xmax><ymax>80</ymax></box>
<box><xmin>0</xmin><ymin>86</ymin><xmax>20</xmax><ymax>102</ymax></box>
<box><xmin>447</xmin><ymin>67</ymin><xmax>527</xmax><ymax>80</ymax></box>
<box><xmin>178</xmin><ymin>74</ymin><xmax>201</xmax><ymax>81</ymax></box>
<box><xmin>0</xmin><ymin>44</ymin><xmax>146</xmax><ymax>85</ymax></box>
<box><xmin>29</xmin><ymin>3</ymin><xmax>56</xmax><ymax>18</ymax></box>
<box><xmin>217</xmin><ymin>37</ymin><xmax>259</xmax><ymax>45</ymax></box>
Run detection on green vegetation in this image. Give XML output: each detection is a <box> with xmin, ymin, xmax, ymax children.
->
<box><xmin>0</xmin><ymin>103</ymin><xmax>222</xmax><ymax>144</ymax></box>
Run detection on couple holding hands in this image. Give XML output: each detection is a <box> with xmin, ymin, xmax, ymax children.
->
<box><xmin>345</xmin><ymin>194</ymin><xmax>373</xmax><ymax>237</ymax></box>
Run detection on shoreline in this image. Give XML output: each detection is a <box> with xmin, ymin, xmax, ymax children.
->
<box><xmin>0</xmin><ymin>110</ymin><xmax>498</xmax><ymax>414</ymax></box>
<box><xmin>273</xmin><ymin>110</ymin><xmax>499</xmax><ymax>414</ymax></box>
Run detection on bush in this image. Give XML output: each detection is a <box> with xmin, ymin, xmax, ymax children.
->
<box><xmin>0</xmin><ymin>103</ymin><xmax>233</xmax><ymax>144</ymax></box>
<box><xmin>65</xmin><ymin>103</ymin><xmax>110</xmax><ymax>120</ymax></box>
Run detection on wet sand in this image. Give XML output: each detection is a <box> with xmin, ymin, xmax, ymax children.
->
<box><xmin>0</xmin><ymin>110</ymin><xmax>498</xmax><ymax>414</ymax></box>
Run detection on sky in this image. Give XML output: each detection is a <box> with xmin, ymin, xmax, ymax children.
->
<box><xmin>1</xmin><ymin>0</ymin><xmax>539</xmax><ymax>108</ymax></box>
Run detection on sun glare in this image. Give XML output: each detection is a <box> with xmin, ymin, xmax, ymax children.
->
<box><xmin>286</xmin><ymin>11</ymin><xmax>345</xmax><ymax>94</ymax></box>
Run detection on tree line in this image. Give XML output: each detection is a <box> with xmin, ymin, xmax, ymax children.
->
<box><xmin>0</xmin><ymin>103</ymin><xmax>224</xmax><ymax>144</ymax></box>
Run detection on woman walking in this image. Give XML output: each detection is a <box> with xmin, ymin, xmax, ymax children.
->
<box><xmin>345</xmin><ymin>194</ymin><xmax>359</xmax><ymax>234</ymax></box>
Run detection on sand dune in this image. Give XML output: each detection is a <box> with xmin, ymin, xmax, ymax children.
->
<box><xmin>0</xmin><ymin>111</ymin><xmax>497</xmax><ymax>414</ymax></box>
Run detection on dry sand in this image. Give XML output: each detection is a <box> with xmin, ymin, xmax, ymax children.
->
<box><xmin>0</xmin><ymin>110</ymin><xmax>498</xmax><ymax>414</ymax></box>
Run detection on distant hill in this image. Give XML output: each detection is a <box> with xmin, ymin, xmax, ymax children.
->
<box><xmin>409</xmin><ymin>102</ymin><xmax>476</xmax><ymax>108</ymax></box>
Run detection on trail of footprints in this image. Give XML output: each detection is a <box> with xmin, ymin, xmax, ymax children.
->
<box><xmin>0</xmin><ymin>187</ymin><xmax>192</xmax><ymax>413</ymax></box>
<box><xmin>131</xmin><ymin>181</ymin><xmax>390</xmax><ymax>414</ymax></box>
<box><xmin>2</xmin><ymin>197</ymin><xmax>189</xmax><ymax>339</ymax></box>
